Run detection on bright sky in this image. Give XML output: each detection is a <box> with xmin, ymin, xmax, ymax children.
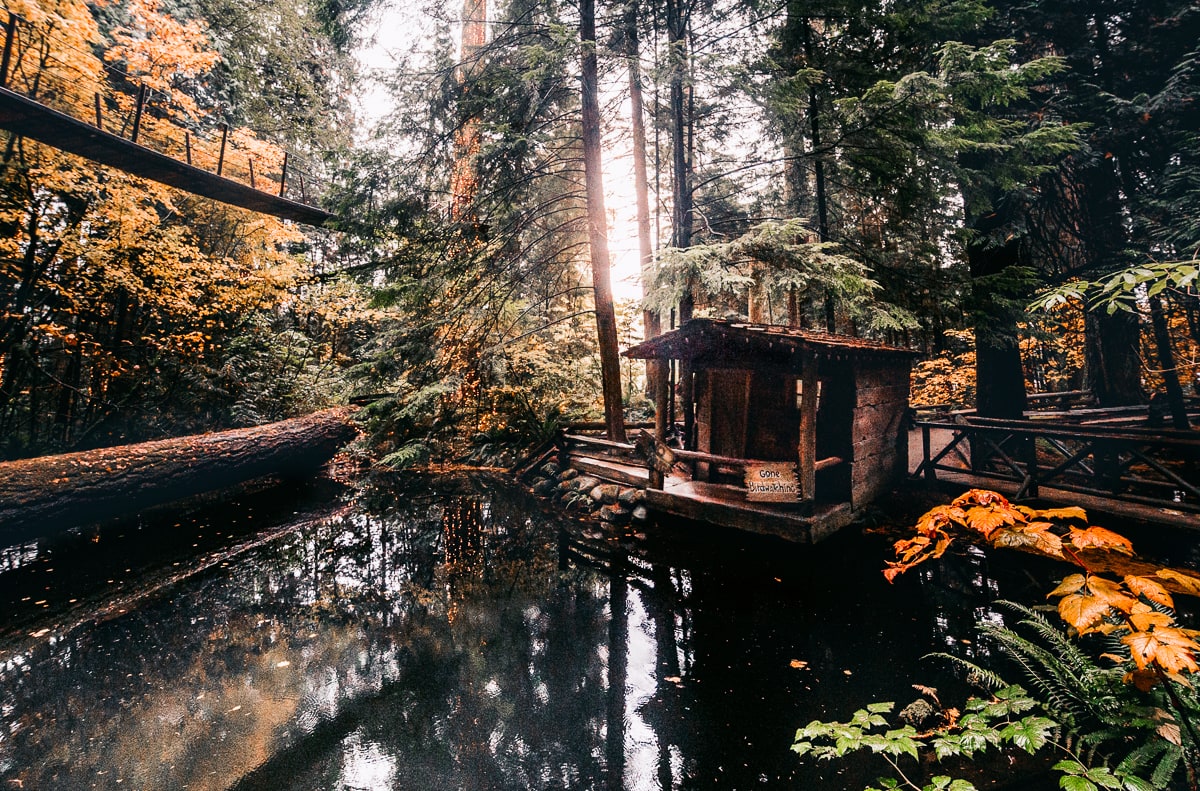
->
<box><xmin>355</xmin><ymin>0</ymin><xmax>649</xmax><ymax>303</ymax></box>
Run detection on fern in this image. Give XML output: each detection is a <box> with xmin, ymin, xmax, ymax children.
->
<box><xmin>924</xmin><ymin>651</ymin><xmax>1010</xmax><ymax>692</ymax></box>
<box><xmin>962</xmin><ymin>600</ymin><xmax>1193</xmax><ymax>790</ymax></box>
<box><xmin>379</xmin><ymin>441</ymin><xmax>429</xmax><ymax>470</ymax></box>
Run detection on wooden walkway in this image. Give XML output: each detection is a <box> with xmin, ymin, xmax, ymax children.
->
<box><xmin>910</xmin><ymin>417</ymin><xmax>1200</xmax><ymax>530</ymax></box>
<box><xmin>0</xmin><ymin>88</ymin><xmax>332</xmax><ymax>225</ymax></box>
<box><xmin>0</xmin><ymin>15</ymin><xmax>332</xmax><ymax>226</ymax></box>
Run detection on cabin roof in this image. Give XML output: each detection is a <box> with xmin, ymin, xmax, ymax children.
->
<box><xmin>623</xmin><ymin>319</ymin><xmax>917</xmax><ymax>366</ymax></box>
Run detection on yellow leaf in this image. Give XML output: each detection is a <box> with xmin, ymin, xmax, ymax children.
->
<box><xmin>1129</xmin><ymin>610</ymin><xmax>1174</xmax><ymax>632</ymax></box>
<box><xmin>1066</xmin><ymin>526</ymin><xmax>1134</xmax><ymax>555</ymax></box>
<box><xmin>1058</xmin><ymin>592</ymin><xmax>1112</xmax><ymax>633</ymax></box>
<box><xmin>1046</xmin><ymin>574</ymin><xmax>1087</xmax><ymax>599</ymax></box>
<box><xmin>1034</xmin><ymin>506</ymin><xmax>1089</xmax><ymax>521</ymax></box>
<box><xmin>1155</xmin><ymin>569</ymin><xmax>1200</xmax><ymax>598</ymax></box>
<box><xmin>1125</xmin><ymin>575</ymin><xmax>1174</xmax><ymax>608</ymax></box>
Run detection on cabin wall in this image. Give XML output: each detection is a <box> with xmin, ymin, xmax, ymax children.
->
<box><xmin>848</xmin><ymin>360</ymin><xmax>911</xmax><ymax>507</ymax></box>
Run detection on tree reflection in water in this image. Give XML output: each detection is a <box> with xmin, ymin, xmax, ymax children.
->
<box><xmin>0</xmin><ymin>474</ymin><xmax>1055</xmax><ymax>790</ymax></box>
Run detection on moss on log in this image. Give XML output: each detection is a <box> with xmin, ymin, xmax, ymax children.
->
<box><xmin>0</xmin><ymin>408</ymin><xmax>358</xmax><ymax>542</ymax></box>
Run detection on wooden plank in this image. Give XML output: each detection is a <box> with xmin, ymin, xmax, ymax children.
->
<box><xmin>568</xmin><ymin>455</ymin><xmax>649</xmax><ymax>487</ymax></box>
<box><xmin>562</xmin><ymin>433</ymin><xmax>638</xmax><ymax>452</ymax></box>
<box><xmin>644</xmin><ymin>482</ymin><xmax>855</xmax><ymax>543</ymax></box>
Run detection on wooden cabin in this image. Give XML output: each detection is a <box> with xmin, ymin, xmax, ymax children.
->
<box><xmin>623</xmin><ymin>319</ymin><xmax>916</xmax><ymax>542</ymax></box>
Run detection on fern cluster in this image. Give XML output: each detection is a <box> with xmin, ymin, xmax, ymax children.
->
<box><xmin>932</xmin><ymin>601</ymin><xmax>1197</xmax><ymax>789</ymax></box>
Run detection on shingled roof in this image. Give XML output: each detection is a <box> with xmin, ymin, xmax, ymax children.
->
<box><xmin>622</xmin><ymin>318</ymin><xmax>917</xmax><ymax>366</ymax></box>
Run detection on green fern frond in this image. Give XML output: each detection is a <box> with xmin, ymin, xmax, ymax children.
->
<box><xmin>924</xmin><ymin>651</ymin><xmax>1010</xmax><ymax>691</ymax></box>
<box><xmin>1115</xmin><ymin>738</ymin><xmax>1172</xmax><ymax>777</ymax></box>
<box><xmin>1150</xmin><ymin>748</ymin><xmax>1181</xmax><ymax>788</ymax></box>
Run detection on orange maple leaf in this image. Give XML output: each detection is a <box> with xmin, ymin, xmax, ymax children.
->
<box><xmin>1067</xmin><ymin>526</ymin><xmax>1134</xmax><ymax>555</ymax></box>
<box><xmin>952</xmin><ymin>489</ymin><xmax>1011</xmax><ymax>508</ymax></box>
<box><xmin>1046</xmin><ymin>574</ymin><xmax>1087</xmax><ymax>599</ymax></box>
<box><xmin>1155</xmin><ymin>569</ymin><xmax>1200</xmax><ymax>598</ymax></box>
<box><xmin>1058</xmin><ymin>592</ymin><xmax>1114</xmax><ymax>634</ymax></box>
<box><xmin>1125</xmin><ymin>575</ymin><xmax>1174</xmax><ymax>609</ymax></box>
<box><xmin>964</xmin><ymin>505</ymin><xmax>1014</xmax><ymax>537</ymax></box>
<box><xmin>1123</xmin><ymin>627</ymin><xmax>1200</xmax><ymax>674</ymax></box>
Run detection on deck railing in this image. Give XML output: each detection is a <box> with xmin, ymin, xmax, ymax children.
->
<box><xmin>913</xmin><ymin>417</ymin><xmax>1200</xmax><ymax>514</ymax></box>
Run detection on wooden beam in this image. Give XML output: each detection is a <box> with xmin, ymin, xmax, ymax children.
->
<box><xmin>651</xmin><ymin>358</ymin><xmax>669</xmax><ymax>489</ymax></box>
<box><xmin>798</xmin><ymin>355</ymin><xmax>818</xmax><ymax>502</ymax></box>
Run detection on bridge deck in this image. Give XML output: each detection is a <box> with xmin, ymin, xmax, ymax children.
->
<box><xmin>0</xmin><ymin>87</ymin><xmax>332</xmax><ymax>226</ymax></box>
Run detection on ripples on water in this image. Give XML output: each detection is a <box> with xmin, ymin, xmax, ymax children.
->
<box><xmin>0</xmin><ymin>473</ymin><xmax>1184</xmax><ymax>790</ymax></box>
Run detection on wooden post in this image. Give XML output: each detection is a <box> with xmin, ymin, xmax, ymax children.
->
<box><xmin>130</xmin><ymin>84</ymin><xmax>147</xmax><ymax>143</ymax></box>
<box><xmin>1021</xmin><ymin>434</ymin><xmax>1039</xmax><ymax>498</ymax></box>
<box><xmin>279</xmin><ymin>151</ymin><xmax>289</xmax><ymax>197</ymax></box>
<box><xmin>922</xmin><ymin>423</ymin><xmax>934</xmax><ymax>483</ymax></box>
<box><xmin>184</xmin><ymin>131</ymin><xmax>192</xmax><ymax>165</ymax></box>
<box><xmin>93</xmin><ymin>92</ymin><xmax>103</xmax><ymax>130</ymax></box>
<box><xmin>797</xmin><ymin>355</ymin><xmax>818</xmax><ymax>510</ymax></box>
<box><xmin>0</xmin><ymin>14</ymin><xmax>15</xmax><ymax>89</ymax></box>
<box><xmin>248</xmin><ymin>156</ymin><xmax>256</xmax><ymax>189</ymax></box>
<box><xmin>298</xmin><ymin>171</ymin><xmax>307</xmax><ymax>203</ymax></box>
<box><xmin>216</xmin><ymin>123</ymin><xmax>228</xmax><ymax>176</ymax></box>
<box><xmin>650</xmin><ymin>359</ymin><xmax>669</xmax><ymax>490</ymax></box>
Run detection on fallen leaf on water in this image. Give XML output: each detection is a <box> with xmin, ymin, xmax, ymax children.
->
<box><xmin>789</xmin><ymin>660</ymin><xmax>808</xmax><ymax>669</ymax></box>
<box><xmin>275</xmin><ymin>661</ymin><xmax>291</xmax><ymax>668</ymax></box>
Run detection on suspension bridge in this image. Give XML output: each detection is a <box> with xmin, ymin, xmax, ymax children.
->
<box><xmin>0</xmin><ymin>12</ymin><xmax>334</xmax><ymax>226</ymax></box>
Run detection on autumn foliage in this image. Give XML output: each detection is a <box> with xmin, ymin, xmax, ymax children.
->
<box><xmin>0</xmin><ymin>0</ymin><xmax>365</xmax><ymax>456</ymax></box>
<box><xmin>888</xmin><ymin>489</ymin><xmax>1200</xmax><ymax>689</ymax></box>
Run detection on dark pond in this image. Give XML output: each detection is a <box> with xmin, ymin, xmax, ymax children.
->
<box><xmin>0</xmin><ymin>473</ymin><xmax>1186</xmax><ymax>790</ymax></box>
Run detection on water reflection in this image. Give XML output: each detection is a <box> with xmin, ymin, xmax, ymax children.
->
<box><xmin>0</xmin><ymin>474</ymin><xmax>1079</xmax><ymax>790</ymax></box>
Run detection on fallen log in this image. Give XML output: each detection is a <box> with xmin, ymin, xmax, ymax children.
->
<box><xmin>0</xmin><ymin>407</ymin><xmax>359</xmax><ymax>542</ymax></box>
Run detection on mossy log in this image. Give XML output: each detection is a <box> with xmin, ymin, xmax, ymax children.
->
<box><xmin>0</xmin><ymin>408</ymin><xmax>358</xmax><ymax>542</ymax></box>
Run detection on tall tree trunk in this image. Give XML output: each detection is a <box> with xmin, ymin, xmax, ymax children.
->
<box><xmin>1074</xmin><ymin>155</ymin><xmax>1146</xmax><ymax>405</ymax></box>
<box><xmin>449</xmin><ymin>0</ymin><xmax>487</xmax><ymax>221</ymax></box>
<box><xmin>580</xmin><ymin>0</ymin><xmax>627</xmax><ymax>443</ymax></box>
<box><xmin>968</xmin><ymin>211</ymin><xmax>1028</xmax><ymax>419</ymax></box>
<box><xmin>801</xmin><ymin>22</ymin><xmax>836</xmax><ymax>334</ymax></box>
<box><xmin>624</xmin><ymin>0</ymin><xmax>659</xmax><ymax>403</ymax></box>
<box><xmin>1148</xmin><ymin>294</ymin><xmax>1190</xmax><ymax>429</ymax></box>
<box><xmin>1085</xmin><ymin>308</ymin><xmax>1145</xmax><ymax>405</ymax></box>
<box><xmin>666</xmin><ymin>0</ymin><xmax>694</xmax><ymax>446</ymax></box>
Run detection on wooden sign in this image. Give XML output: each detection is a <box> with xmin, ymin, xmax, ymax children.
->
<box><xmin>744</xmin><ymin>462</ymin><xmax>799</xmax><ymax>502</ymax></box>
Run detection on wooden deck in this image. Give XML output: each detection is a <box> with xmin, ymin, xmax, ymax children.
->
<box><xmin>647</xmin><ymin>479</ymin><xmax>855</xmax><ymax>543</ymax></box>
<box><xmin>556</xmin><ymin>436</ymin><xmax>856</xmax><ymax>543</ymax></box>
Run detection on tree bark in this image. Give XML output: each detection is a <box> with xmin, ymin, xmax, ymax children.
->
<box><xmin>1085</xmin><ymin>308</ymin><xmax>1145</xmax><ymax>406</ymax></box>
<box><xmin>1148</xmin><ymin>293</ymin><xmax>1191</xmax><ymax>429</ymax></box>
<box><xmin>968</xmin><ymin>211</ymin><xmax>1028</xmax><ymax>419</ymax></box>
<box><xmin>580</xmin><ymin>0</ymin><xmax>627</xmax><ymax>443</ymax></box>
<box><xmin>0</xmin><ymin>407</ymin><xmax>359</xmax><ymax>542</ymax></box>
<box><xmin>623</xmin><ymin>0</ymin><xmax>657</xmax><ymax>344</ymax></box>
<box><xmin>665</xmin><ymin>0</ymin><xmax>695</xmax><ymax>446</ymax></box>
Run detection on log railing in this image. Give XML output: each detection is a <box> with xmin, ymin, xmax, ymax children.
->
<box><xmin>913</xmin><ymin>417</ymin><xmax>1200</xmax><ymax>513</ymax></box>
<box><xmin>557</xmin><ymin>429</ymin><xmax>843</xmax><ymax>501</ymax></box>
